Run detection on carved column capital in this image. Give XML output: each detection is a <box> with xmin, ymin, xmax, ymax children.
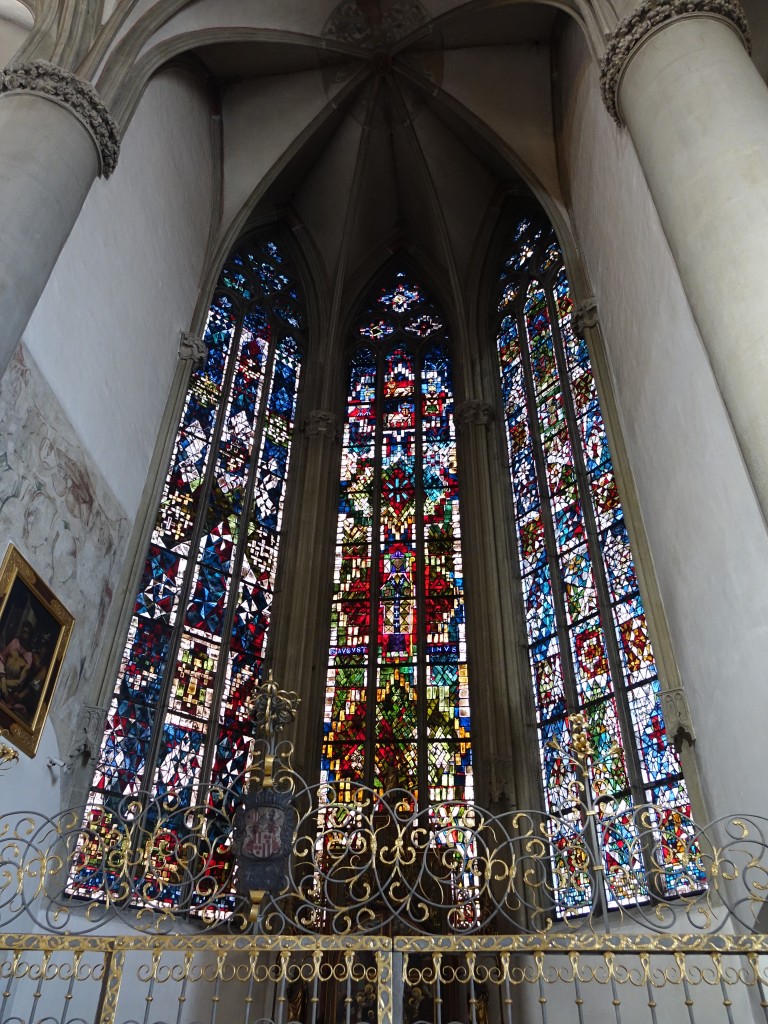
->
<box><xmin>659</xmin><ymin>686</ymin><xmax>696</xmax><ymax>750</ymax></box>
<box><xmin>455</xmin><ymin>399</ymin><xmax>494</xmax><ymax>431</ymax></box>
<box><xmin>600</xmin><ymin>0</ymin><xmax>751</xmax><ymax>126</ymax></box>
<box><xmin>573</xmin><ymin>298</ymin><xmax>599</xmax><ymax>339</ymax></box>
<box><xmin>178</xmin><ymin>330</ymin><xmax>207</xmax><ymax>367</ymax></box>
<box><xmin>304</xmin><ymin>409</ymin><xmax>340</xmax><ymax>440</ymax></box>
<box><xmin>0</xmin><ymin>60</ymin><xmax>120</xmax><ymax>177</ymax></box>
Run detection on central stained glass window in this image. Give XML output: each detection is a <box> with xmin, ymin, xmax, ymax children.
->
<box><xmin>73</xmin><ymin>238</ymin><xmax>304</xmax><ymax>904</ymax></box>
<box><xmin>322</xmin><ymin>272</ymin><xmax>472</xmax><ymax>805</ymax></box>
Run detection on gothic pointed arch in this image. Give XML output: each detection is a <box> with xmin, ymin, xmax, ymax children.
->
<box><xmin>492</xmin><ymin>206</ymin><xmax>702</xmax><ymax>911</ymax></box>
<box><xmin>322</xmin><ymin>267</ymin><xmax>472</xmax><ymax>806</ymax></box>
<box><xmin>74</xmin><ymin>233</ymin><xmax>307</xmax><ymax>903</ymax></box>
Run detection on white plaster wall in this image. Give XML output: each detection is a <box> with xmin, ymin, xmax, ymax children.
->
<box><xmin>22</xmin><ymin>66</ymin><xmax>216</xmax><ymax>519</ymax></box>
<box><xmin>221</xmin><ymin>69</ymin><xmax>334</xmax><ymax>235</ymax></box>
<box><xmin>440</xmin><ymin>45</ymin><xmax>562</xmax><ymax>207</ymax></box>
<box><xmin>0</xmin><ymin>1</ymin><xmax>33</xmax><ymax>65</ymax></box>
<box><xmin>558</xmin><ymin>22</ymin><xmax>768</xmax><ymax>821</ymax></box>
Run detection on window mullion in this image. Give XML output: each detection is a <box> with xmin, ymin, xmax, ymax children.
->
<box><xmin>546</xmin><ymin>274</ymin><xmax>647</xmax><ymax>811</ymax></box>
<box><xmin>194</xmin><ymin>313</ymin><xmax>281</xmax><ymax>807</ymax></box>
<box><xmin>363</xmin><ymin>346</ymin><xmax>385</xmax><ymax>792</ymax></box>
<box><xmin>414</xmin><ymin>342</ymin><xmax>428</xmax><ymax>808</ymax></box>
<box><xmin>139</xmin><ymin>299</ymin><xmax>246</xmax><ymax>805</ymax></box>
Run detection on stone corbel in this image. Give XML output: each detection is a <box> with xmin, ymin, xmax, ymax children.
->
<box><xmin>573</xmin><ymin>298</ymin><xmax>599</xmax><ymax>339</ymax></box>
<box><xmin>70</xmin><ymin>704</ymin><xmax>106</xmax><ymax>769</ymax></box>
<box><xmin>659</xmin><ymin>686</ymin><xmax>696</xmax><ymax>751</ymax></box>
<box><xmin>455</xmin><ymin>399</ymin><xmax>494</xmax><ymax>432</ymax></box>
<box><xmin>304</xmin><ymin>409</ymin><xmax>340</xmax><ymax>441</ymax></box>
<box><xmin>599</xmin><ymin>0</ymin><xmax>751</xmax><ymax>126</ymax></box>
<box><xmin>487</xmin><ymin>756</ymin><xmax>517</xmax><ymax>806</ymax></box>
<box><xmin>178</xmin><ymin>330</ymin><xmax>207</xmax><ymax>367</ymax></box>
<box><xmin>0</xmin><ymin>60</ymin><xmax>120</xmax><ymax>177</ymax></box>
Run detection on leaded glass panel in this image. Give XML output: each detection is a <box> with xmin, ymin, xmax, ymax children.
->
<box><xmin>495</xmin><ymin>215</ymin><xmax>702</xmax><ymax>912</ymax></box>
<box><xmin>72</xmin><ymin>239</ymin><xmax>305</xmax><ymax>902</ymax></box>
<box><xmin>323</xmin><ymin>273</ymin><xmax>472</xmax><ymax>806</ymax></box>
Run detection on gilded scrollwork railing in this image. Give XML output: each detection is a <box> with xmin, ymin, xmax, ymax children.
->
<box><xmin>0</xmin><ymin>687</ymin><xmax>766</xmax><ymax>938</ymax></box>
<box><xmin>1</xmin><ymin>684</ymin><xmax>768</xmax><ymax>1022</ymax></box>
<box><xmin>1</xmin><ymin>932</ymin><xmax>768</xmax><ymax>1024</ymax></box>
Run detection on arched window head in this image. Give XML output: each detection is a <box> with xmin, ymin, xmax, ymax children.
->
<box><xmin>322</xmin><ymin>272</ymin><xmax>472</xmax><ymax>808</ymax></box>
<box><xmin>495</xmin><ymin>214</ymin><xmax>702</xmax><ymax>913</ymax></box>
<box><xmin>74</xmin><ymin>238</ymin><xmax>305</xmax><ymax>904</ymax></box>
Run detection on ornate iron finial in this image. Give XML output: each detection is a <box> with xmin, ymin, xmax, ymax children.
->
<box><xmin>0</xmin><ymin>743</ymin><xmax>18</xmax><ymax>772</ymax></box>
<box><xmin>568</xmin><ymin>712</ymin><xmax>593</xmax><ymax>762</ymax></box>
<box><xmin>250</xmin><ymin>673</ymin><xmax>301</xmax><ymax>739</ymax></box>
<box><xmin>547</xmin><ymin>712</ymin><xmax>621</xmax><ymax>768</ymax></box>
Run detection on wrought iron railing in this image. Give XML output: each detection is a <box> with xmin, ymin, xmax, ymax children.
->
<box><xmin>1</xmin><ymin>931</ymin><xmax>768</xmax><ymax>1024</ymax></box>
<box><xmin>0</xmin><ymin>684</ymin><xmax>766</xmax><ymax>1021</ymax></box>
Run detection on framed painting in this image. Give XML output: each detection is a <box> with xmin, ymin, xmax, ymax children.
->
<box><xmin>0</xmin><ymin>545</ymin><xmax>74</xmax><ymax>756</ymax></box>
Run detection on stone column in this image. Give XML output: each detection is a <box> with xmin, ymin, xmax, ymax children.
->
<box><xmin>455</xmin><ymin>399</ymin><xmax>538</xmax><ymax>813</ymax></box>
<box><xmin>270</xmin><ymin>409</ymin><xmax>341</xmax><ymax>781</ymax></box>
<box><xmin>0</xmin><ymin>60</ymin><xmax>119</xmax><ymax>377</ymax></box>
<box><xmin>600</xmin><ymin>1</ymin><xmax>768</xmax><ymax>525</ymax></box>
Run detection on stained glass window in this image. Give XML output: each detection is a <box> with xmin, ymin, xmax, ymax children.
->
<box><xmin>495</xmin><ymin>215</ymin><xmax>702</xmax><ymax>913</ymax></box>
<box><xmin>72</xmin><ymin>238</ymin><xmax>304</xmax><ymax>905</ymax></box>
<box><xmin>322</xmin><ymin>273</ymin><xmax>472</xmax><ymax>807</ymax></box>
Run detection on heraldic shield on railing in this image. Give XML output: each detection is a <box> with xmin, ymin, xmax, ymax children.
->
<box><xmin>0</xmin><ymin>680</ymin><xmax>767</xmax><ymax>1024</ymax></box>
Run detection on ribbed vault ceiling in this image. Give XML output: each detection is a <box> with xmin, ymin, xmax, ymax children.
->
<box><xmin>189</xmin><ymin>0</ymin><xmax>558</xmax><ymax>303</ymax></box>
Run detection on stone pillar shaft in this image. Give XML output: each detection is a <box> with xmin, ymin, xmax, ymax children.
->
<box><xmin>271</xmin><ymin>409</ymin><xmax>341</xmax><ymax>781</ymax></box>
<box><xmin>602</xmin><ymin>2</ymin><xmax>768</xmax><ymax>524</ymax></box>
<box><xmin>455</xmin><ymin>399</ymin><xmax>537</xmax><ymax>812</ymax></box>
<box><xmin>0</xmin><ymin>61</ymin><xmax>119</xmax><ymax>379</ymax></box>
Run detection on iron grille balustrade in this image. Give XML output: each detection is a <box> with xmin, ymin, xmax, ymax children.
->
<box><xmin>0</xmin><ymin>701</ymin><xmax>758</xmax><ymax>939</ymax></box>
<box><xmin>2</xmin><ymin>933</ymin><xmax>768</xmax><ymax>1024</ymax></box>
<box><xmin>0</xmin><ymin>696</ymin><xmax>766</xmax><ymax>1023</ymax></box>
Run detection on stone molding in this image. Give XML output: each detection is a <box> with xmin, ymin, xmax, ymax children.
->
<box><xmin>573</xmin><ymin>298</ymin><xmax>599</xmax><ymax>339</ymax></box>
<box><xmin>178</xmin><ymin>330</ymin><xmax>207</xmax><ymax>367</ymax></box>
<box><xmin>455</xmin><ymin>399</ymin><xmax>494</xmax><ymax>431</ymax></box>
<box><xmin>304</xmin><ymin>409</ymin><xmax>340</xmax><ymax>440</ymax></box>
<box><xmin>0</xmin><ymin>60</ymin><xmax>120</xmax><ymax>177</ymax></box>
<box><xmin>600</xmin><ymin>0</ymin><xmax>751</xmax><ymax>126</ymax></box>
<box><xmin>659</xmin><ymin>686</ymin><xmax>696</xmax><ymax>750</ymax></box>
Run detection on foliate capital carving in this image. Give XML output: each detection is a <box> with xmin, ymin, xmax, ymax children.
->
<box><xmin>0</xmin><ymin>60</ymin><xmax>120</xmax><ymax>177</ymax></box>
<box><xmin>304</xmin><ymin>409</ymin><xmax>340</xmax><ymax>440</ymax></box>
<box><xmin>600</xmin><ymin>0</ymin><xmax>751</xmax><ymax>126</ymax></box>
<box><xmin>573</xmin><ymin>298</ymin><xmax>599</xmax><ymax>339</ymax></box>
<box><xmin>455</xmin><ymin>400</ymin><xmax>494</xmax><ymax>431</ymax></box>
<box><xmin>659</xmin><ymin>686</ymin><xmax>696</xmax><ymax>750</ymax></box>
<box><xmin>178</xmin><ymin>331</ymin><xmax>207</xmax><ymax>367</ymax></box>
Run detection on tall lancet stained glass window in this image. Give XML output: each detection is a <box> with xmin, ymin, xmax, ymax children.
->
<box><xmin>495</xmin><ymin>216</ymin><xmax>701</xmax><ymax>912</ymax></box>
<box><xmin>74</xmin><ymin>239</ymin><xmax>304</xmax><ymax>904</ymax></box>
<box><xmin>322</xmin><ymin>273</ymin><xmax>471</xmax><ymax>806</ymax></box>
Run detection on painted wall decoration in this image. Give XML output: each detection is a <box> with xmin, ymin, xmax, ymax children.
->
<box><xmin>0</xmin><ymin>346</ymin><xmax>128</xmax><ymax>754</ymax></box>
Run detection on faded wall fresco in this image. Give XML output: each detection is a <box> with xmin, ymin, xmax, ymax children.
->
<box><xmin>0</xmin><ymin>346</ymin><xmax>129</xmax><ymax>755</ymax></box>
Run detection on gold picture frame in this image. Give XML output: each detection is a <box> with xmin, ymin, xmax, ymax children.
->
<box><xmin>0</xmin><ymin>545</ymin><xmax>74</xmax><ymax>757</ymax></box>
